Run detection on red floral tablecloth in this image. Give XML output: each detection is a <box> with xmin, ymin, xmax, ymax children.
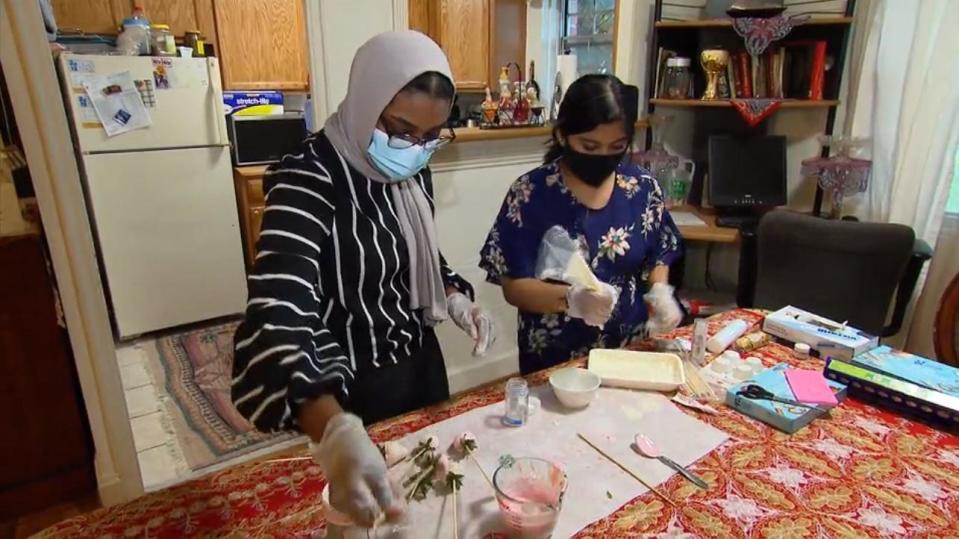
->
<box><xmin>40</xmin><ymin>310</ymin><xmax>959</xmax><ymax>538</ymax></box>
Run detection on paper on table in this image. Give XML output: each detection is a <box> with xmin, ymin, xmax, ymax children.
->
<box><xmin>785</xmin><ymin>368</ymin><xmax>839</xmax><ymax>406</ymax></box>
<box><xmin>669</xmin><ymin>210</ymin><xmax>707</xmax><ymax>227</ymax></box>
<box><xmin>81</xmin><ymin>71</ymin><xmax>152</xmax><ymax>137</ymax></box>
<box><xmin>391</xmin><ymin>385</ymin><xmax>727</xmax><ymax>538</ymax></box>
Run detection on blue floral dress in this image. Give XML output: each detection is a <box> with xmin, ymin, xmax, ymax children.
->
<box><xmin>479</xmin><ymin>160</ymin><xmax>683</xmax><ymax>373</ymax></box>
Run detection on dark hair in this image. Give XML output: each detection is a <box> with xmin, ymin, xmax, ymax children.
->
<box><xmin>545</xmin><ymin>74</ymin><xmax>635</xmax><ymax>163</ymax></box>
<box><xmin>401</xmin><ymin>71</ymin><xmax>456</xmax><ymax>101</ymax></box>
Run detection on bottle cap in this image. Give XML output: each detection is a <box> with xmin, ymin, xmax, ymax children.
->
<box><xmin>667</xmin><ymin>57</ymin><xmax>692</xmax><ymax>67</ymax></box>
<box><xmin>710</xmin><ymin>355</ymin><xmax>732</xmax><ymax>373</ymax></box>
<box><xmin>733</xmin><ymin>364</ymin><xmax>754</xmax><ymax>381</ymax></box>
<box><xmin>794</xmin><ymin>342</ymin><xmax>811</xmax><ymax>355</ymax></box>
<box><xmin>721</xmin><ymin>350</ymin><xmax>742</xmax><ymax>362</ymax></box>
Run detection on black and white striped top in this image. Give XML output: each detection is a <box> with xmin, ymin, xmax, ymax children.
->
<box><xmin>231</xmin><ymin>131</ymin><xmax>473</xmax><ymax>432</ymax></box>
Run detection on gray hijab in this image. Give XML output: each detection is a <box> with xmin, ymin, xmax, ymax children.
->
<box><xmin>324</xmin><ymin>31</ymin><xmax>450</xmax><ymax>325</ymax></box>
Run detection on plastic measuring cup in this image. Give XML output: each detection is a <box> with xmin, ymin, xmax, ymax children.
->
<box><xmin>493</xmin><ymin>457</ymin><xmax>568</xmax><ymax>538</ymax></box>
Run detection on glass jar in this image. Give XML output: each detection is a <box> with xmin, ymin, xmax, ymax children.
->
<box><xmin>502</xmin><ymin>377</ymin><xmax>529</xmax><ymax>427</ymax></box>
<box><xmin>663</xmin><ymin>57</ymin><xmax>692</xmax><ymax>99</ymax></box>
<box><xmin>150</xmin><ymin>24</ymin><xmax>176</xmax><ymax>56</ymax></box>
<box><xmin>120</xmin><ymin>7</ymin><xmax>151</xmax><ymax>56</ymax></box>
<box><xmin>184</xmin><ymin>30</ymin><xmax>204</xmax><ymax>57</ymax></box>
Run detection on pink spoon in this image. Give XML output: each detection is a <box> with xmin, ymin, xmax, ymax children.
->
<box><xmin>633</xmin><ymin>434</ymin><xmax>708</xmax><ymax>490</ymax></box>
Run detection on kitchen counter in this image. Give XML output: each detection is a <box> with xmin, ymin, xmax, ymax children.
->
<box><xmin>234</xmin><ymin>165</ymin><xmax>269</xmax><ymax>178</ymax></box>
<box><xmin>454</xmin><ymin>119</ymin><xmax>649</xmax><ymax>143</ymax></box>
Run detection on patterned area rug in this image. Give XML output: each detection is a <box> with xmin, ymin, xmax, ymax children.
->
<box><xmin>143</xmin><ymin>321</ymin><xmax>297</xmax><ymax>472</ymax></box>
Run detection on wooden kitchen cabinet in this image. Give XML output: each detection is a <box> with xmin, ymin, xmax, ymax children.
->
<box><xmin>51</xmin><ymin>0</ymin><xmax>215</xmax><ymax>37</ymax></box>
<box><xmin>409</xmin><ymin>0</ymin><xmax>490</xmax><ymax>91</ymax></box>
<box><xmin>50</xmin><ymin>0</ymin><xmax>129</xmax><ymax>34</ymax></box>
<box><xmin>234</xmin><ymin>166</ymin><xmax>267</xmax><ymax>268</ymax></box>
<box><xmin>409</xmin><ymin>0</ymin><xmax>525</xmax><ymax>92</ymax></box>
<box><xmin>212</xmin><ymin>0</ymin><xmax>310</xmax><ymax>90</ymax></box>
<box><xmin>137</xmin><ymin>0</ymin><xmax>218</xmax><ymax>43</ymax></box>
<box><xmin>435</xmin><ymin>0</ymin><xmax>490</xmax><ymax>90</ymax></box>
<box><xmin>51</xmin><ymin>0</ymin><xmax>307</xmax><ymax>91</ymax></box>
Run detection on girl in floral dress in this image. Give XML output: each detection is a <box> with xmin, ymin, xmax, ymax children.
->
<box><xmin>480</xmin><ymin>75</ymin><xmax>684</xmax><ymax>374</ymax></box>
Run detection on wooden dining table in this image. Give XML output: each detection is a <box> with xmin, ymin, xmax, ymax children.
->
<box><xmin>38</xmin><ymin>310</ymin><xmax>959</xmax><ymax>538</ymax></box>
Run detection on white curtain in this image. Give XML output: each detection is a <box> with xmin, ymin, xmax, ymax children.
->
<box><xmin>845</xmin><ymin>0</ymin><xmax>959</xmax><ymax>247</ymax></box>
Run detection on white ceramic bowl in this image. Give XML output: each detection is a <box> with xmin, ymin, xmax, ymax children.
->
<box><xmin>549</xmin><ymin>367</ymin><xmax>601</xmax><ymax>408</ymax></box>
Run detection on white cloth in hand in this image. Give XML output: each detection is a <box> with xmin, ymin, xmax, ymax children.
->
<box><xmin>447</xmin><ymin>292</ymin><xmax>496</xmax><ymax>356</ymax></box>
<box><xmin>644</xmin><ymin>282</ymin><xmax>683</xmax><ymax>335</ymax></box>
<box><xmin>312</xmin><ymin>413</ymin><xmax>402</xmax><ymax>527</ymax></box>
<box><xmin>566</xmin><ymin>283</ymin><xmax>619</xmax><ymax>328</ymax></box>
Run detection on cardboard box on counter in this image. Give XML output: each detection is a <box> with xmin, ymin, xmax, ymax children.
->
<box><xmin>825</xmin><ymin>350</ymin><xmax>959</xmax><ymax>431</ymax></box>
<box><xmin>726</xmin><ymin>363</ymin><xmax>847</xmax><ymax>434</ymax></box>
<box><xmin>223</xmin><ymin>91</ymin><xmax>284</xmax><ymax>116</ymax></box>
<box><xmin>762</xmin><ymin>306</ymin><xmax>878</xmax><ymax>361</ymax></box>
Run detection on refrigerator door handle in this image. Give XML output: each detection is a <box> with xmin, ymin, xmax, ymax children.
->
<box><xmin>207</xmin><ymin>58</ymin><xmax>230</xmax><ymax>147</ymax></box>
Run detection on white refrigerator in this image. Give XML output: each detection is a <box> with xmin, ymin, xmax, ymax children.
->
<box><xmin>58</xmin><ymin>53</ymin><xmax>247</xmax><ymax>339</ymax></box>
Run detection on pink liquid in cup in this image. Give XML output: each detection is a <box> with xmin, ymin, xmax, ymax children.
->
<box><xmin>494</xmin><ymin>458</ymin><xmax>567</xmax><ymax>538</ymax></box>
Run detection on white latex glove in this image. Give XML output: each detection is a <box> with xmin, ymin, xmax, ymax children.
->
<box><xmin>448</xmin><ymin>292</ymin><xmax>496</xmax><ymax>356</ymax></box>
<box><xmin>644</xmin><ymin>282</ymin><xmax>683</xmax><ymax>335</ymax></box>
<box><xmin>566</xmin><ymin>283</ymin><xmax>619</xmax><ymax>328</ymax></box>
<box><xmin>312</xmin><ymin>413</ymin><xmax>403</xmax><ymax>527</ymax></box>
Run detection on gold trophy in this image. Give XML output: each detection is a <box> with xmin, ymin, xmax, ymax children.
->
<box><xmin>700</xmin><ymin>49</ymin><xmax>730</xmax><ymax>100</ymax></box>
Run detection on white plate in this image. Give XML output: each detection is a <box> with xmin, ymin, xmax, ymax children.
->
<box><xmin>587</xmin><ymin>349</ymin><xmax>686</xmax><ymax>391</ymax></box>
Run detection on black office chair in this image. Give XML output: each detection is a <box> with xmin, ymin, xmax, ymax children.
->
<box><xmin>753</xmin><ymin>210</ymin><xmax>932</xmax><ymax>337</ymax></box>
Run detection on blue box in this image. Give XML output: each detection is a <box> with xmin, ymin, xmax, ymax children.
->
<box><xmin>850</xmin><ymin>346</ymin><xmax>959</xmax><ymax>397</ymax></box>
<box><xmin>825</xmin><ymin>350</ymin><xmax>959</xmax><ymax>431</ymax></box>
<box><xmin>726</xmin><ymin>363</ymin><xmax>847</xmax><ymax>434</ymax></box>
<box><xmin>223</xmin><ymin>91</ymin><xmax>284</xmax><ymax>116</ymax></box>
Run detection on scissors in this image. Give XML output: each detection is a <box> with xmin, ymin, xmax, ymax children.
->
<box><xmin>737</xmin><ymin>384</ymin><xmax>829</xmax><ymax>413</ymax></box>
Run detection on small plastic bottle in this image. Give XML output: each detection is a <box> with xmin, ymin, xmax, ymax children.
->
<box><xmin>503</xmin><ymin>377</ymin><xmax>529</xmax><ymax>427</ymax></box>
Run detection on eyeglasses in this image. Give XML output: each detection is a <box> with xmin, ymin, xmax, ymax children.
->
<box><xmin>380</xmin><ymin>119</ymin><xmax>456</xmax><ymax>150</ymax></box>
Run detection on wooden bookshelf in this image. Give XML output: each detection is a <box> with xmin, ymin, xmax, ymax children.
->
<box><xmin>650</xmin><ymin>98</ymin><xmax>840</xmax><ymax>108</ymax></box>
<box><xmin>655</xmin><ymin>17</ymin><xmax>853</xmax><ymax>29</ymax></box>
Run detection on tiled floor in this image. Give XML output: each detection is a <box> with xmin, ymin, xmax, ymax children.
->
<box><xmin>115</xmin><ymin>343</ymin><xmax>188</xmax><ymax>490</ymax></box>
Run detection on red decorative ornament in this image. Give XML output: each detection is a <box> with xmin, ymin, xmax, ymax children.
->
<box><xmin>730</xmin><ymin>98</ymin><xmax>783</xmax><ymax>127</ymax></box>
<box><xmin>732</xmin><ymin>14</ymin><xmax>809</xmax><ymax>57</ymax></box>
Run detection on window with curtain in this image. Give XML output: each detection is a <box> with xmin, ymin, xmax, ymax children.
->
<box><xmin>947</xmin><ymin>147</ymin><xmax>959</xmax><ymax>214</ymax></box>
<box><xmin>562</xmin><ymin>0</ymin><xmax>616</xmax><ymax>75</ymax></box>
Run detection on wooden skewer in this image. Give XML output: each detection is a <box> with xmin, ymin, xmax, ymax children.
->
<box><xmin>452</xmin><ymin>486</ymin><xmax>459</xmax><ymax>539</ymax></box>
<box><xmin>468</xmin><ymin>453</ymin><xmax>495</xmax><ymax>492</ymax></box>
<box><xmin>577</xmin><ymin>433</ymin><xmax>675</xmax><ymax>507</ymax></box>
<box><xmin>265</xmin><ymin>456</ymin><xmax>312</xmax><ymax>463</ymax></box>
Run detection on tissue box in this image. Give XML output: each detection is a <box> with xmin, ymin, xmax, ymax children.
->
<box><xmin>825</xmin><ymin>350</ymin><xmax>959</xmax><ymax>430</ymax></box>
<box><xmin>762</xmin><ymin>306</ymin><xmax>878</xmax><ymax>361</ymax></box>
<box><xmin>726</xmin><ymin>363</ymin><xmax>847</xmax><ymax>433</ymax></box>
<box><xmin>223</xmin><ymin>91</ymin><xmax>284</xmax><ymax>116</ymax></box>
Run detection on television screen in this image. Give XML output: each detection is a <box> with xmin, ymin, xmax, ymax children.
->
<box><xmin>708</xmin><ymin>135</ymin><xmax>787</xmax><ymax>208</ymax></box>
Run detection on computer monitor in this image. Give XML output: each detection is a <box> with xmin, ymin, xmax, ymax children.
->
<box><xmin>708</xmin><ymin>135</ymin><xmax>787</xmax><ymax>208</ymax></box>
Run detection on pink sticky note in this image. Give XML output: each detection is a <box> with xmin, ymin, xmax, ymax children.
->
<box><xmin>784</xmin><ymin>368</ymin><xmax>839</xmax><ymax>406</ymax></box>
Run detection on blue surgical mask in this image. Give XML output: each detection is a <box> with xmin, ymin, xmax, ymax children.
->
<box><xmin>367</xmin><ymin>128</ymin><xmax>435</xmax><ymax>181</ymax></box>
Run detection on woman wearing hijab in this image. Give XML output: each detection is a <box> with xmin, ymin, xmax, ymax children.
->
<box><xmin>231</xmin><ymin>31</ymin><xmax>495</xmax><ymax>526</ymax></box>
<box><xmin>480</xmin><ymin>74</ymin><xmax>683</xmax><ymax>374</ymax></box>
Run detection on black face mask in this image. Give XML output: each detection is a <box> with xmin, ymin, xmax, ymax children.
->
<box><xmin>563</xmin><ymin>148</ymin><xmax>625</xmax><ymax>187</ymax></box>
